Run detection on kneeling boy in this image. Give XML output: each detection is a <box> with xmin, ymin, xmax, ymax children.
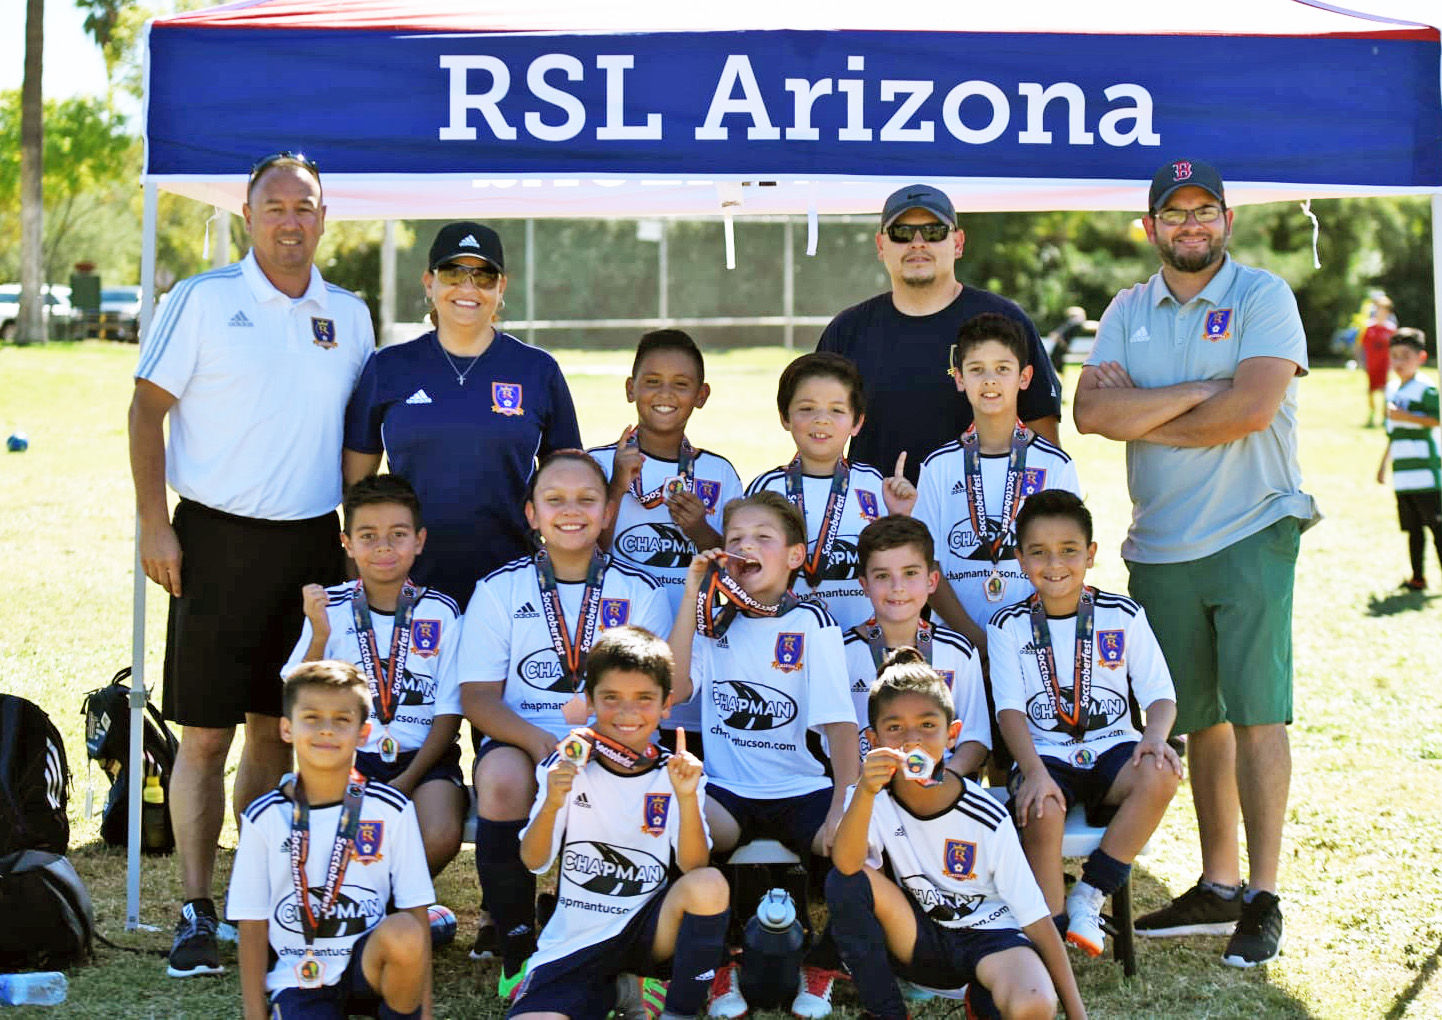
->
<box><xmin>228</xmin><ymin>661</ymin><xmax>434</xmax><ymax>1020</ymax></box>
<box><xmin>510</xmin><ymin>626</ymin><xmax>729</xmax><ymax>1020</ymax></box>
<box><xmin>989</xmin><ymin>490</ymin><xmax>1181</xmax><ymax>956</ymax></box>
<box><xmin>828</xmin><ymin>648</ymin><xmax>1085</xmax><ymax>1019</ymax></box>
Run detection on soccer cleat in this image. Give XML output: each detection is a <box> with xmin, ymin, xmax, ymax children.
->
<box><xmin>707</xmin><ymin>962</ymin><xmax>747</xmax><ymax>1019</ymax></box>
<box><xmin>791</xmin><ymin>966</ymin><xmax>838</xmax><ymax>1018</ymax></box>
<box><xmin>1402</xmin><ymin>576</ymin><xmax>1428</xmax><ymax>591</ymax></box>
<box><xmin>469</xmin><ymin>914</ymin><xmax>497</xmax><ymax>960</ymax></box>
<box><xmin>1221</xmin><ymin>892</ymin><xmax>1283</xmax><ymax>968</ymax></box>
<box><xmin>1065</xmin><ymin>883</ymin><xmax>1106</xmax><ymax>957</ymax></box>
<box><xmin>498</xmin><ymin>959</ymin><xmax>529</xmax><ymax>1001</ymax></box>
<box><xmin>897</xmin><ymin>977</ymin><xmax>935</xmax><ymax>1003</ymax></box>
<box><xmin>1135</xmin><ymin>881</ymin><xmax>1242</xmax><ymax>938</ymax></box>
<box><xmin>166</xmin><ymin>900</ymin><xmax>224</xmax><ymax>978</ymax></box>
<box><xmin>614</xmin><ymin>973</ymin><xmax>669</xmax><ymax>1020</ymax></box>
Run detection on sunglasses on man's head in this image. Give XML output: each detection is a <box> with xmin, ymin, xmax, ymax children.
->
<box><xmin>885</xmin><ymin>222</ymin><xmax>952</xmax><ymax>244</ymax></box>
<box><xmin>247</xmin><ymin>151</ymin><xmax>319</xmax><ymax>190</ymax></box>
<box><xmin>435</xmin><ymin>263</ymin><xmax>501</xmax><ymax>288</ymax></box>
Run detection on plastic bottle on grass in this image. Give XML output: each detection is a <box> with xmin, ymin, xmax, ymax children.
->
<box><xmin>142</xmin><ymin>773</ymin><xmax>170</xmax><ymax>854</ymax></box>
<box><xmin>738</xmin><ymin>888</ymin><xmax>804</xmax><ymax>1008</ymax></box>
<box><xmin>0</xmin><ymin>971</ymin><xmax>68</xmax><ymax>1006</ymax></box>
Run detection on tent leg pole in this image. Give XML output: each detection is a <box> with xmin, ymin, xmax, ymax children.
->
<box><xmin>1432</xmin><ymin>195</ymin><xmax>1441</xmax><ymax>351</ymax></box>
<box><xmin>380</xmin><ymin>219</ymin><xmax>396</xmax><ymax>346</ymax></box>
<box><xmin>784</xmin><ymin>217</ymin><xmax>795</xmax><ymax>351</ymax></box>
<box><xmin>128</xmin><ymin>181</ymin><xmax>159</xmax><ymax>933</ymax></box>
<box><xmin>525</xmin><ymin>218</ymin><xmax>536</xmax><ymax>345</ymax></box>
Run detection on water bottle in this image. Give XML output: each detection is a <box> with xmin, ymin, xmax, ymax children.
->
<box><xmin>142</xmin><ymin>773</ymin><xmax>171</xmax><ymax>855</ymax></box>
<box><xmin>0</xmin><ymin>971</ymin><xmax>68</xmax><ymax>1006</ymax></box>
<box><xmin>738</xmin><ymin>888</ymin><xmax>804</xmax><ymax>1009</ymax></box>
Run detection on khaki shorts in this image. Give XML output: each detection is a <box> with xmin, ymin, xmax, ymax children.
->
<box><xmin>1126</xmin><ymin>517</ymin><xmax>1300</xmax><ymax>735</ymax></box>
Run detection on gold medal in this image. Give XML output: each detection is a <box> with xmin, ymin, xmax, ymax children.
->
<box><xmin>558</xmin><ymin>731</ymin><xmax>592</xmax><ymax>767</ymax></box>
<box><xmin>378</xmin><ymin>732</ymin><xmax>398</xmax><ymax>764</ymax></box>
<box><xmin>985</xmin><ymin>569</ymin><xmax>1006</xmax><ymax>603</ymax></box>
<box><xmin>296</xmin><ymin>950</ymin><xmax>324</xmax><ymax>988</ymax></box>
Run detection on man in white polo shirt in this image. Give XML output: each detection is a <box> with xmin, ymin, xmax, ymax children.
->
<box><xmin>1074</xmin><ymin>159</ymin><xmax>1318</xmax><ymax>970</ymax></box>
<box><xmin>128</xmin><ymin>152</ymin><xmax>374</xmax><ymax>978</ymax></box>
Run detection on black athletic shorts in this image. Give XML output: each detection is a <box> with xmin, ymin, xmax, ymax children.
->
<box><xmin>1397</xmin><ymin>489</ymin><xmax>1442</xmax><ymax>532</ymax></box>
<box><xmin>162</xmin><ymin>499</ymin><xmax>344</xmax><ymax>727</ymax></box>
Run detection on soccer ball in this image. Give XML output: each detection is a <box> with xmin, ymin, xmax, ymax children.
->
<box><xmin>428</xmin><ymin>903</ymin><xmax>457</xmax><ymax>948</ymax></box>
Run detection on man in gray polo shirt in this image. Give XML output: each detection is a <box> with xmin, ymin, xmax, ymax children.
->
<box><xmin>1074</xmin><ymin>159</ymin><xmax>1317</xmax><ymax>969</ymax></box>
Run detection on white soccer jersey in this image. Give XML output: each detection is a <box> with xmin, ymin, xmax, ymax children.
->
<box><xmin>591</xmin><ymin>442</ymin><xmax>744</xmax><ymax>733</ymax></box>
<box><xmin>690</xmin><ymin>602</ymin><xmax>854</xmax><ymax>799</ymax></box>
<box><xmin>914</xmin><ymin>437</ymin><xmax>1081</xmax><ymax>633</ymax></box>
<box><xmin>282</xmin><ymin>584</ymin><xmax>462</xmax><ymax>756</ymax></box>
<box><xmin>746</xmin><ymin>461</ymin><xmax>888</xmax><ymax>631</ymax></box>
<box><xmin>455</xmin><ymin>556</ymin><xmax>672</xmax><ymax>741</ymax></box>
<box><xmin>523</xmin><ymin>749</ymin><xmax>709</xmax><ymax>970</ymax></box>
<box><xmin>842</xmin><ymin>625</ymin><xmax>990</xmax><ymax>755</ymax></box>
<box><xmin>855</xmin><ymin>780</ymin><xmax>1048</xmax><ymax>933</ymax></box>
<box><xmin>987</xmin><ymin>590</ymin><xmax>1175</xmax><ymax>767</ymax></box>
<box><xmin>226</xmin><ymin>779</ymin><xmax>434</xmax><ymax>996</ymax></box>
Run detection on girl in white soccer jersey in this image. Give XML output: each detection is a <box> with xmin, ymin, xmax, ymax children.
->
<box><xmin>455</xmin><ymin>450</ymin><xmax>672</xmax><ymax>996</ymax></box>
<box><xmin>747</xmin><ymin>352</ymin><xmax>917</xmax><ymax>632</ymax></box>
<box><xmin>827</xmin><ymin>649</ymin><xmax>1086</xmax><ymax>1020</ymax></box>
<box><xmin>989</xmin><ymin>491</ymin><xmax>1180</xmax><ymax>960</ymax></box>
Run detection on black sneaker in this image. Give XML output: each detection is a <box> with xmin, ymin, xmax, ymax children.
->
<box><xmin>1135</xmin><ymin>881</ymin><xmax>1243</xmax><ymax>937</ymax></box>
<box><xmin>1222</xmin><ymin>892</ymin><xmax>1283</xmax><ymax>968</ymax></box>
<box><xmin>167</xmin><ymin>900</ymin><xmax>223</xmax><ymax>977</ymax></box>
<box><xmin>469</xmin><ymin>913</ymin><xmax>497</xmax><ymax>961</ymax></box>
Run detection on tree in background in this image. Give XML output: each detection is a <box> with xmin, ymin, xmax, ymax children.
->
<box><xmin>19</xmin><ymin>0</ymin><xmax>44</xmax><ymax>343</ymax></box>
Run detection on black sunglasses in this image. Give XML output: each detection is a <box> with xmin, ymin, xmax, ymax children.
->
<box><xmin>885</xmin><ymin>222</ymin><xmax>952</xmax><ymax>244</ymax></box>
<box><xmin>247</xmin><ymin>151</ymin><xmax>320</xmax><ymax>190</ymax></box>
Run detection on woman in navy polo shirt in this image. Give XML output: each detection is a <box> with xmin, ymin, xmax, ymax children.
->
<box><xmin>343</xmin><ymin>222</ymin><xmax>582</xmax><ymax>607</ymax></box>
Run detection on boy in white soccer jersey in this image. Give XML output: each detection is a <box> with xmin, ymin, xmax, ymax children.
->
<box><xmin>668</xmin><ymin>491</ymin><xmax>860</xmax><ymax>1017</ymax></box>
<box><xmin>847</xmin><ymin>515</ymin><xmax>989</xmax><ymax>778</ymax></box>
<box><xmin>747</xmin><ymin>352</ymin><xmax>916</xmax><ymax>632</ymax></box>
<box><xmin>509</xmin><ymin>626</ymin><xmax>730</xmax><ymax>1020</ymax></box>
<box><xmin>914</xmin><ymin>313</ymin><xmax>1082</xmax><ymax>654</ymax></box>
<box><xmin>827</xmin><ymin>649</ymin><xmax>1085</xmax><ymax>1020</ymax></box>
<box><xmin>1376</xmin><ymin>329</ymin><xmax>1442</xmax><ymax>590</ymax></box>
<box><xmin>286</xmin><ymin>474</ymin><xmax>466</xmax><ymax>877</ymax></box>
<box><xmin>229</xmin><ymin>661</ymin><xmax>433</xmax><ymax>1020</ymax></box>
<box><xmin>592</xmin><ymin>330</ymin><xmax>745</xmax><ymax>751</ymax></box>
<box><xmin>989</xmin><ymin>491</ymin><xmax>1180</xmax><ymax>957</ymax></box>
<box><xmin>455</xmin><ymin>451</ymin><xmax>672</xmax><ymax>995</ymax></box>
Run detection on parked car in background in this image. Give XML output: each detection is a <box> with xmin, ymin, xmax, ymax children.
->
<box><xmin>0</xmin><ymin>284</ymin><xmax>80</xmax><ymax>340</ymax></box>
<box><xmin>100</xmin><ymin>286</ymin><xmax>144</xmax><ymax>342</ymax></box>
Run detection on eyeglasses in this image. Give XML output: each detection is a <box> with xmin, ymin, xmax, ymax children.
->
<box><xmin>1153</xmin><ymin>205</ymin><xmax>1224</xmax><ymax>227</ymax></box>
<box><xmin>435</xmin><ymin>263</ymin><xmax>501</xmax><ymax>288</ymax></box>
<box><xmin>885</xmin><ymin>222</ymin><xmax>952</xmax><ymax>244</ymax></box>
<box><xmin>247</xmin><ymin>151</ymin><xmax>319</xmax><ymax>190</ymax></box>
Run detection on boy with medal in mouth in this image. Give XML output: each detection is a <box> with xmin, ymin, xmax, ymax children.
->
<box><xmin>592</xmin><ymin>330</ymin><xmax>745</xmax><ymax>755</ymax></box>
<box><xmin>509</xmin><ymin>626</ymin><xmax>730</xmax><ymax>1020</ymax></box>
<box><xmin>668</xmin><ymin>492</ymin><xmax>859</xmax><ymax>1017</ymax></box>
<box><xmin>988</xmin><ymin>491</ymin><xmax>1180</xmax><ymax>958</ymax></box>
<box><xmin>827</xmin><ymin>648</ymin><xmax>1085</xmax><ymax>1020</ymax></box>
<box><xmin>846</xmin><ymin>515</ymin><xmax>990</xmax><ymax>779</ymax></box>
<box><xmin>287</xmin><ymin>475</ymin><xmax>467</xmax><ymax>878</ymax></box>
<box><xmin>456</xmin><ymin>451</ymin><xmax>671</xmax><ymax>997</ymax></box>
<box><xmin>746</xmin><ymin>353</ymin><xmax>918</xmax><ymax>633</ymax></box>
<box><xmin>228</xmin><ymin>661</ymin><xmax>434</xmax><ymax>1019</ymax></box>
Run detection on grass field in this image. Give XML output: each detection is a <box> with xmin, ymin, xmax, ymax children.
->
<box><xmin>1</xmin><ymin>339</ymin><xmax>1439</xmax><ymax>1019</ymax></box>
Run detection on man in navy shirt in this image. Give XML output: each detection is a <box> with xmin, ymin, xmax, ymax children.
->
<box><xmin>818</xmin><ymin>185</ymin><xmax>1062</xmax><ymax>482</ymax></box>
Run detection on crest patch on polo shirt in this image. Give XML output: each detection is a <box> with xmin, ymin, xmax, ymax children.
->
<box><xmin>1204</xmin><ymin>309</ymin><xmax>1232</xmax><ymax>341</ymax></box>
<box><xmin>311</xmin><ymin>317</ymin><xmax>337</xmax><ymax>348</ymax></box>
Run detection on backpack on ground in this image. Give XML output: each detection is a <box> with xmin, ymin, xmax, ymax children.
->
<box><xmin>0</xmin><ymin>849</ymin><xmax>94</xmax><ymax>968</ymax></box>
<box><xmin>0</xmin><ymin>694</ymin><xmax>70</xmax><ymax>857</ymax></box>
<box><xmin>81</xmin><ymin>668</ymin><xmax>179</xmax><ymax>854</ymax></box>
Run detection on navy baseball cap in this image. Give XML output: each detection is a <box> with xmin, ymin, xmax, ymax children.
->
<box><xmin>428</xmin><ymin>222</ymin><xmax>504</xmax><ymax>272</ymax></box>
<box><xmin>880</xmin><ymin>184</ymin><xmax>957</xmax><ymax>229</ymax></box>
<box><xmin>1148</xmin><ymin>160</ymin><xmax>1226</xmax><ymax>214</ymax></box>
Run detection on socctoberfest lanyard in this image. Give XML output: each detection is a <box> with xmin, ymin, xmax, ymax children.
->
<box><xmin>536</xmin><ymin>547</ymin><xmax>609</xmax><ymax>693</ymax></box>
<box><xmin>784</xmin><ymin>456</ymin><xmax>850</xmax><ymax>587</ymax></box>
<box><xmin>854</xmin><ymin>617</ymin><xmax>934</xmax><ymax>671</ymax></box>
<box><xmin>350</xmin><ymin>580</ymin><xmax>417</xmax><ymax>763</ymax></box>
<box><xmin>630</xmin><ymin>437</ymin><xmax>697</xmax><ymax>508</ymax></box>
<box><xmin>1027</xmin><ymin>587</ymin><xmax>1095</xmax><ymax>740</ymax></box>
<box><xmin>961</xmin><ymin>421</ymin><xmax>1031</xmax><ymax>603</ymax></box>
<box><xmin>695</xmin><ymin>561</ymin><xmax>798</xmax><ymax>638</ymax></box>
<box><xmin>289</xmin><ymin>770</ymin><xmax>367</xmax><ymax>988</ymax></box>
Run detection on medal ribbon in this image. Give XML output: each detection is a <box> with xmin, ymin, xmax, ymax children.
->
<box><xmin>567</xmin><ymin>727</ymin><xmax>660</xmax><ymax>769</ymax></box>
<box><xmin>695</xmin><ymin>561</ymin><xmax>798</xmax><ymax>638</ymax></box>
<box><xmin>289</xmin><ymin>770</ymin><xmax>367</xmax><ymax>953</ymax></box>
<box><xmin>783</xmin><ymin>455</ymin><xmax>851</xmax><ymax>587</ymax></box>
<box><xmin>854</xmin><ymin>617</ymin><xmax>934</xmax><ymax>672</ymax></box>
<box><xmin>629</xmin><ymin>437</ymin><xmax>696</xmax><ymax>509</ymax></box>
<box><xmin>349</xmin><ymin>580</ymin><xmax>417</xmax><ymax>729</ymax></box>
<box><xmin>1026</xmin><ymin>586</ymin><xmax>1095</xmax><ymax>740</ymax></box>
<box><xmin>961</xmin><ymin>421</ymin><xmax>1031</xmax><ymax>566</ymax></box>
<box><xmin>536</xmin><ymin>547</ymin><xmax>609</xmax><ymax>693</ymax></box>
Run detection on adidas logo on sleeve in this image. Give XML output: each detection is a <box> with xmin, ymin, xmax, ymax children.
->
<box><xmin>405</xmin><ymin>389</ymin><xmax>433</xmax><ymax>405</ymax></box>
<box><xmin>228</xmin><ymin>310</ymin><xmax>253</xmax><ymax>328</ymax></box>
<box><xmin>514</xmin><ymin>602</ymin><xmax>539</xmax><ymax>619</ymax></box>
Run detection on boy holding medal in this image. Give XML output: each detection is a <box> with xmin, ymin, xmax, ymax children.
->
<box><xmin>592</xmin><ymin>330</ymin><xmax>746</xmax><ymax>750</ymax></box>
<box><xmin>914</xmin><ymin>313</ymin><xmax>1081</xmax><ymax>656</ymax></box>
<box><xmin>509</xmin><ymin>626</ymin><xmax>730</xmax><ymax>1020</ymax></box>
<box><xmin>286</xmin><ymin>475</ymin><xmax>467</xmax><ymax>877</ymax></box>
<box><xmin>988</xmin><ymin>491</ymin><xmax>1180</xmax><ymax>957</ymax></box>
<box><xmin>846</xmin><ymin>515</ymin><xmax>989</xmax><ymax>778</ymax></box>
<box><xmin>827</xmin><ymin>648</ymin><xmax>1085</xmax><ymax>1020</ymax></box>
<box><xmin>229</xmin><ymin>660</ymin><xmax>434</xmax><ymax>1020</ymax></box>
<box><xmin>747</xmin><ymin>352</ymin><xmax>917</xmax><ymax>631</ymax></box>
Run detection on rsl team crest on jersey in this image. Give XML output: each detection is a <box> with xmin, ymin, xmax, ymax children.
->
<box><xmin>311</xmin><ymin>317</ymin><xmax>337</xmax><ymax>349</ymax></box>
<box><xmin>492</xmin><ymin>382</ymin><xmax>524</xmax><ymax>416</ymax></box>
<box><xmin>1097</xmin><ymin>630</ymin><xmax>1125</xmax><ymax>669</ymax></box>
<box><xmin>641</xmin><ymin>793</ymin><xmax>671</xmax><ymax>836</ymax></box>
<box><xmin>774</xmin><ymin>633</ymin><xmax>804</xmax><ymax>673</ymax></box>
<box><xmin>935</xmin><ymin>669</ymin><xmax>956</xmax><ymax>690</ymax></box>
<box><xmin>352</xmin><ymin>821</ymin><xmax>384</xmax><ymax>863</ymax></box>
<box><xmin>943</xmin><ymin>839</ymin><xmax>977</xmax><ymax>881</ymax></box>
<box><xmin>600</xmin><ymin>599</ymin><xmax>631</xmax><ymax>629</ymax></box>
<box><xmin>1021</xmin><ymin>467</ymin><xmax>1047</xmax><ymax>496</ymax></box>
<box><xmin>411</xmin><ymin>619</ymin><xmax>441</xmax><ymax>658</ymax></box>
<box><xmin>1204</xmin><ymin>309</ymin><xmax>1233</xmax><ymax>341</ymax></box>
<box><xmin>694</xmin><ymin>479</ymin><xmax>722</xmax><ymax>514</ymax></box>
<box><xmin>857</xmin><ymin>489</ymin><xmax>880</xmax><ymax>522</ymax></box>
